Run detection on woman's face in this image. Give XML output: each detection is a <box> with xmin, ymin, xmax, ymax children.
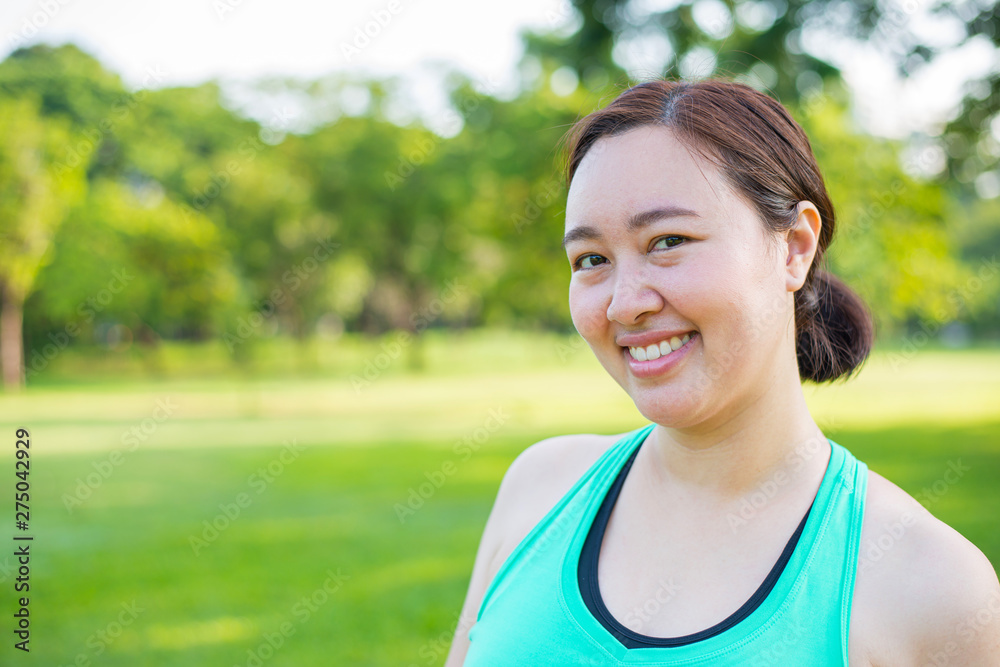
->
<box><xmin>564</xmin><ymin>125</ymin><xmax>797</xmax><ymax>431</ymax></box>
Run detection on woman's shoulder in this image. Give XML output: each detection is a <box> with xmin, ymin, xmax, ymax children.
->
<box><xmin>442</xmin><ymin>431</ymin><xmax>629</xmax><ymax>666</ymax></box>
<box><xmin>482</xmin><ymin>432</ymin><xmax>626</xmax><ymax>576</ymax></box>
<box><xmin>494</xmin><ymin>431</ymin><xmax>624</xmax><ymax>530</ymax></box>
<box><xmin>850</xmin><ymin>469</ymin><xmax>1000</xmax><ymax>664</ymax></box>
<box><xmin>502</xmin><ymin>431</ymin><xmax>626</xmax><ymax>493</ymax></box>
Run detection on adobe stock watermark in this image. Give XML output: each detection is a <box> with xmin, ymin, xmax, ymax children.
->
<box><xmin>407</xmin><ymin>611</ymin><xmax>474</xmax><ymax>666</ymax></box>
<box><xmin>725</xmin><ymin>429</ymin><xmax>833</xmax><ymax>532</ymax></box>
<box><xmin>886</xmin><ymin>255</ymin><xmax>999</xmax><ymax>370</ymax></box>
<box><xmin>858</xmin><ymin>509</ymin><xmax>917</xmax><ymax>575</ymax></box>
<box><xmin>213</xmin><ymin>0</ymin><xmax>248</xmax><ymax>20</ymax></box>
<box><xmin>859</xmin><ymin>459</ymin><xmax>970</xmax><ymax>574</ymax></box>
<box><xmin>842</xmin><ymin>179</ymin><xmax>906</xmax><ymax>242</ymax></box>
<box><xmin>26</xmin><ymin>268</ymin><xmax>134</xmax><ymax>379</ymax></box>
<box><xmin>55</xmin><ymin>66</ymin><xmax>169</xmax><ymax>176</ymax></box>
<box><xmin>393</xmin><ymin>407</ymin><xmax>509</xmax><ymax>523</ymax></box>
<box><xmin>339</xmin><ymin>0</ymin><xmax>407</xmax><ymax>63</ymax></box>
<box><xmin>542</xmin><ymin>0</ymin><xmax>575</xmax><ymax>29</ymax></box>
<box><xmin>621</xmin><ymin>578</ymin><xmax>682</xmax><ymax>633</ymax></box>
<box><xmin>874</xmin><ymin>0</ymin><xmax>928</xmax><ymax>56</ymax></box>
<box><xmin>384</xmin><ymin>133</ymin><xmax>440</xmax><ymax>191</ymax></box>
<box><xmin>521</xmin><ymin>484</ymin><xmax>581</xmax><ymax>563</ymax></box>
<box><xmin>222</xmin><ymin>237</ymin><xmax>339</xmax><ymax>352</ymax></box>
<box><xmin>953</xmin><ymin>590</ymin><xmax>1000</xmax><ymax>651</ymax></box>
<box><xmin>554</xmin><ymin>333</ymin><xmax>588</xmax><ymax>363</ymax></box>
<box><xmin>747</xmin><ymin>618</ymin><xmax>810</xmax><ymax>667</ymax></box>
<box><xmin>189</xmin><ymin>440</ymin><xmax>306</xmax><ymax>555</ymax></box>
<box><xmin>511</xmin><ymin>177</ymin><xmax>564</xmax><ymax>234</ymax></box>
<box><xmin>915</xmin><ymin>459</ymin><xmax>971</xmax><ymax>509</ymax></box>
<box><xmin>180</xmin><ymin>107</ymin><xmax>296</xmax><ymax>220</ymax></box>
<box><xmin>233</xmin><ymin>568</ymin><xmax>350</xmax><ymax>667</ymax></box>
<box><xmin>61</xmin><ymin>398</ymin><xmax>178</xmax><ymax>511</ymax></box>
<box><xmin>6</xmin><ymin>0</ymin><xmax>74</xmax><ymax>52</ymax></box>
<box><xmin>383</xmin><ymin>75</ymin><xmax>500</xmax><ymax>191</ymax></box>
<box><xmin>925</xmin><ymin>589</ymin><xmax>1000</xmax><ymax>666</ymax></box>
<box><xmin>349</xmin><ymin>278</ymin><xmax>466</xmax><ymax>393</ymax></box>
<box><xmin>57</xmin><ymin>601</ymin><xmax>144</xmax><ymax>667</ymax></box>
<box><xmin>688</xmin><ymin>291</ymin><xmax>788</xmax><ymax>402</ymax></box>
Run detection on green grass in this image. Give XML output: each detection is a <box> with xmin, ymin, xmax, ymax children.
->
<box><xmin>1</xmin><ymin>332</ymin><xmax>999</xmax><ymax>665</ymax></box>
<box><xmin>19</xmin><ymin>442</ymin><xmax>517</xmax><ymax>666</ymax></box>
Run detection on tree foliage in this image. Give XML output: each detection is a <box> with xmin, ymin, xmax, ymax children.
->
<box><xmin>0</xmin><ymin>35</ymin><xmax>996</xmax><ymax>386</ymax></box>
<box><xmin>0</xmin><ymin>95</ymin><xmax>86</xmax><ymax>388</ymax></box>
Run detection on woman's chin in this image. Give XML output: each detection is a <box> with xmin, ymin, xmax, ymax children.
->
<box><xmin>632</xmin><ymin>392</ymin><xmax>701</xmax><ymax>429</ymax></box>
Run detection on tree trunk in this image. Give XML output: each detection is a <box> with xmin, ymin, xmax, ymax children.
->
<box><xmin>0</xmin><ymin>282</ymin><xmax>25</xmax><ymax>391</ymax></box>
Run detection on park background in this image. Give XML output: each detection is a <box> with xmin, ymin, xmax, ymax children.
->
<box><xmin>1</xmin><ymin>0</ymin><xmax>999</xmax><ymax>664</ymax></box>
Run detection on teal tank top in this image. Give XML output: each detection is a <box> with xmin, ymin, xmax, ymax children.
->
<box><xmin>465</xmin><ymin>423</ymin><xmax>869</xmax><ymax>666</ymax></box>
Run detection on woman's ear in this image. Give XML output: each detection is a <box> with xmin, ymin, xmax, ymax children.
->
<box><xmin>785</xmin><ymin>201</ymin><xmax>822</xmax><ymax>292</ymax></box>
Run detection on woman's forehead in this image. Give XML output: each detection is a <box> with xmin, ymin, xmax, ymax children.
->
<box><xmin>566</xmin><ymin>126</ymin><xmax>740</xmax><ymax>226</ymax></box>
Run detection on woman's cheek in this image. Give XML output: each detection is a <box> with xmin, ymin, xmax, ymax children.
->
<box><xmin>571</xmin><ymin>311</ymin><xmax>604</xmax><ymax>345</ymax></box>
<box><xmin>569</xmin><ymin>287</ymin><xmax>606</xmax><ymax>340</ymax></box>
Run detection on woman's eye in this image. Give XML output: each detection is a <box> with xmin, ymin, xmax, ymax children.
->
<box><xmin>574</xmin><ymin>254</ymin><xmax>607</xmax><ymax>270</ymax></box>
<box><xmin>652</xmin><ymin>235</ymin><xmax>685</xmax><ymax>250</ymax></box>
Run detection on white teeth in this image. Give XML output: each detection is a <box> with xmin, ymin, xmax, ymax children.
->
<box><xmin>628</xmin><ymin>333</ymin><xmax>694</xmax><ymax>361</ymax></box>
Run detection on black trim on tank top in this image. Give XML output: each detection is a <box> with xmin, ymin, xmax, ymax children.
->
<box><xmin>577</xmin><ymin>440</ymin><xmax>814</xmax><ymax>649</ymax></box>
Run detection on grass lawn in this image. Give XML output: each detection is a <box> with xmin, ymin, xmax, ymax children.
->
<box><xmin>1</xmin><ymin>331</ymin><xmax>998</xmax><ymax>665</ymax></box>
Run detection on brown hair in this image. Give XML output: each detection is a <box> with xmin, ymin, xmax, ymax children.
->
<box><xmin>564</xmin><ymin>79</ymin><xmax>874</xmax><ymax>383</ymax></box>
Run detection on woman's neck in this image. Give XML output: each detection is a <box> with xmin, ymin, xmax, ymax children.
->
<box><xmin>643</xmin><ymin>371</ymin><xmax>829</xmax><ymax>505</ymax></box>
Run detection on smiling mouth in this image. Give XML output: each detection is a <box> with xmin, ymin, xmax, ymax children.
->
<box><xmin>624</xmin><ymin>333</ymin><xmax>693</xmax><ymax>362</ymax></box>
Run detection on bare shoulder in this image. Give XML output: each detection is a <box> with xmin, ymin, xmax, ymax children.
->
<box><xmin>488</xmin><ymin>431</ymin><xmax>624</xmax><ymax>565</ymax></box>
<box><xmin>442</xmin><ymin>431</ymin><xmax>629</xmax><ymax>666</ymax></box>
<box><xmin>851</xmin><ymin>469</ymin><xmax>1000</xmax><ymax>665</ymax></box>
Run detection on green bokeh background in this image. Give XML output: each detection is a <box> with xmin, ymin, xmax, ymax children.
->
<box><xmin>1</xmin><ymin>333</ymin><xmax>998</xmax><ymax>665</ymax></box>
<box><xmin>3</xmin><ymin>0</ymin><xmax>1000</xmax><ymax>663</ymax></box>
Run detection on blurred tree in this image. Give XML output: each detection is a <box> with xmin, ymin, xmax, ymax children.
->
<box><xmin>3</xmin><ymin>46</ymin><xmax>260</xmax><ymax>366</ymax></box>
<box><xmin>210</xmin><ymin>141</ymin><xmax>332</xmax><ymax>343</ymax></box>
<box><xmin>113</xmin><ymin>82</ymin><xmax>265</xmax><ymax>199</ymax></box>
<box><xmin>907</xmin><ymin>2</ymin><xmax>1000</xmax><ymax>186</ymax></box>
<box><xmin>797</xmin><ymin>85</ymin><xmax>977</xmax><ymax>337</ymax></box>
<box><xmin>0</xmin><ymin>43</ymin><xmax>126</xmax><ymax>128</ymax></box>
<box><xmin>940</xmin><ymin>193</ymin><xmax>1000</xmax><ymax>336</ymax></box>
<box><xmin>0</xmin><ymin>97</ymin><xmax>86</xmax><ymax>390</ymax></box>
<box><xmin>522</xmin><ymin>0</ymin><xmax>1000</xmax><ymax>186</ymax></box>
<box><xmin>3</xmin><ymin>37</ymin><xmax>996</xmax><ymax>376</ymax></box>
<box><xmin>520</xmin><ymin>0</ymin><xmax>845</xmax><ymax>101</ymax></box>
<box><xmin>444</xmin><ymin>74</ymin><xmax>582</xmax><ymax>331</ymax></box>
<box><xmin>26</xmin><ymin>179</ymin><xmax>241</xmax><ymax>354</ymax></box>
<box><xmin>293</xmin><ymin>90</ymin><xmax>475</xmax><ymax>349</ymax></box>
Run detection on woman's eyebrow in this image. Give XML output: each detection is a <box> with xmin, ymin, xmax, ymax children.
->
<box><xmin>562</xmin><ymin>206</ymin><xmax>701</xmax><ymax>249</ymax></box>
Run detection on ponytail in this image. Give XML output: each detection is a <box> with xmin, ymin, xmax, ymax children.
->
<box><xmin>794</xmin><ymin>269</ymin><xmax>875</xmax><ymax>383</ymax></box>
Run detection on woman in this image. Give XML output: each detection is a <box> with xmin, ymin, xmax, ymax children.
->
<box><xmin>445</xmin><ymin>79</ymin><xmax>1000</xmax><ymax>665</ymax></box>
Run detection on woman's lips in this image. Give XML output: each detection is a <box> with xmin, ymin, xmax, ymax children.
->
<box><xmin>623</xmin><ymin>332</ymin><xmax>697</xmax><ymax>378</ymax></box>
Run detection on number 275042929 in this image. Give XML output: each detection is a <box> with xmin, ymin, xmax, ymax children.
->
<box><xmin>15</xmin><ymin>428</ymin><xmax>29</xmax><ymax>527</ymax></box>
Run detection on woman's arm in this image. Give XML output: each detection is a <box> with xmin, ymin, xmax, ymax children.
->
<box><xmin>444</xmin><ymin>434</ymin><xmax>616</xmax><ymax>665</ymax></box>
<box><xmin>851</xmin><ymin>471</ymin><xmax>1000</xmax><ymax>665</ymax></box>
<box><xmin>442</xmin><ymin>481</ymin><xmax>506</xmax><ymax>666</ymax></box>
<box><xmin>909</xmin><ymin>531</ymin><xmax>1000</xmax><ymax>664</ymax></box>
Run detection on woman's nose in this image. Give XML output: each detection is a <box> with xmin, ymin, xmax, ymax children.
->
<box><xmin>606</xmin><ymin>269</ymin><xmax>663</xmax><ymax>324</ymax></box>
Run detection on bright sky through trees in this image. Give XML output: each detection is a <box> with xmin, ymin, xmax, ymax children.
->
<box><xmin>0</xmin><ymin>0</ymin><xmax>990</xmax><ymax>138</ymax></box>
